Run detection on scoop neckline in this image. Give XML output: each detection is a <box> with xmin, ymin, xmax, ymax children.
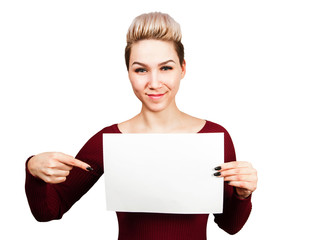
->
<box><xmin>114</xmin><ymin>120</ymin><xmax>208</xmax><ymax>134</ymax></box>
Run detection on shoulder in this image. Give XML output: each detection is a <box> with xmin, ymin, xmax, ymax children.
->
<box><xmin>200</xmin><ymin>120</ymin><xmax>230</xmax><ymax>134</ymax></box>
<box><xmin>79</xmin><ymin>123</ymin><xmax>120</xmax><ymax>149</ymax></box>
<box><xmin>86</xmin><ymin>124</ymin><xmax>121</xmax><ymax>143</ymax></box>
<box><xmin>76</xmin><ymin>123</ymin><xmax>120</xmax><ymax>159</ymax></box>
<box><xmin>201</xmin><ymin>120</ymin><xmax>235</xmax><ymax>144</ymax></box>
<box><xmin>202</xmin><ymin>121</ymin><xmax>236</xmax><ymax>162</ymax></box>
<box><xmin>98</xmin><ymin>124</ymin><xmax>121</xmax><ymax>134</ymax></box>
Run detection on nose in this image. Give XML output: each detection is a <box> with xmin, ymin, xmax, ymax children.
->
<box><xmin>148</xmin><ymin>71</ymin><xmax>162</xmax><ymax>89</ymax></box>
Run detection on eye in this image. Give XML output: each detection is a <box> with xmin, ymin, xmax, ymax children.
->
<box><xmin>134</xmin><ymin>68</ymin><xmax>147</xmax><ymax>73</ymax></box>
<box><xmin>161</xmin><ymin>66</ymin><xmax>173</xmax><ymax>71</ymax></box>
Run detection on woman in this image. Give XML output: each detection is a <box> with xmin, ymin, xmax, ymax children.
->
<box><xmin>25</xmin><ymin>12</ymin><xmax>257</xmax><ymax>239</ymax></box>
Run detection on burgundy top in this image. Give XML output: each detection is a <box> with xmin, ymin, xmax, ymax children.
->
<box><xmin>25</xmin><ymin>120</ymin><xmax>252</xmax><ymax>239</ymax></box>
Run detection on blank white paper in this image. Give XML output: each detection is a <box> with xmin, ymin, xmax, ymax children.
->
<box><xmin>103</xmin><ymin>133</ymin><xmax>224</xmax><ymax>214</ymax></box>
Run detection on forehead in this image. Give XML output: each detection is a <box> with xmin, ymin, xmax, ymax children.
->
<box><xmin>130</xmin><ymin>40</ymin><xmax>178</xmax><ymax>65</ymax></box>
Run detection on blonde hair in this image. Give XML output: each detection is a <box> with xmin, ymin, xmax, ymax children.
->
<box><xmin>125</xmin><ymin>12</ymin><xmax>184</xmax><ymax>70</ymax></box>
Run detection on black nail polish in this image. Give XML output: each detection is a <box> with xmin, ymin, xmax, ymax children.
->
<box><xmin>214</xmin><ymin>172</ymin><xmax>221</xmax><ymax>176</ymax></box>
<box><xmin>226</xmin><ymin>181</ymin><xmax>230</xmax><ymax>184</ymax></box>
<box><xmin>214</xmin><ymin>166</ymin><xmax>221</xmax><ymax>171</ymax></box>
<box><xmin>86</xmin><ymin>167</ymin><xmax>93</xmax><ymax>171</ymax></box>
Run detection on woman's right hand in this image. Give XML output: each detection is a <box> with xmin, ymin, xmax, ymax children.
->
<box><xmin>27</xmin><ymin>152</ymin><xmax>92</xmax><ymax>184</ymax></box>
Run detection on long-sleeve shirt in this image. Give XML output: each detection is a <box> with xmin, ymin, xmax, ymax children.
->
<box><xmin>25</xmin><ymin>120</ymin><xmax>252</xmax><ymax>239</ymax></box>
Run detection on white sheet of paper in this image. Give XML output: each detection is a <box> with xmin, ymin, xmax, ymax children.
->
<box><xmin>103</xmin><ymin>133</ymin><xmax>224</xmax><ymax>214</ymax></box>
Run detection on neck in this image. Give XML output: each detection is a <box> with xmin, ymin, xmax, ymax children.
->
<box><xmin>137</xmin><ymin>102</ymin><xmax>184</xmax><ymax>133</ymax></box>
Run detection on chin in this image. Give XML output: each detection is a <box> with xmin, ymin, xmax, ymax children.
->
<box><xmin>141</xmin><ymin>100</ymin><xmax>169</xmax><ymax>113</ymax></box>
<box><xmin>145</xmin><ymin>104</ymin><xmax>167</xmax><ymax>113</ymax></box>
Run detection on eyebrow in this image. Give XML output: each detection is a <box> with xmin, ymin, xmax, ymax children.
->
<box><xmin>131</xmin><ymin>60</ymin><xmax>176</xmax><ymax>67</ymax></box>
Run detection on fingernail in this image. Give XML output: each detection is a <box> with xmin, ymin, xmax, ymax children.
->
<box><xmin>214</xmin><ymin>166</ymin><xmax>221</xmax><ymax>171</ymax></box>
<box><xmin>226</xmin><ymin>181</ymin><xmax>230</xmax><ymax>184</ymax></box>
<box><xmin>214</xmin><ymin>172</ymin><xmax>221</xmax><ymax>176</ymax></box>
<box><xmin>86</xmin><ymin>167</ymin><xmax>93</xmax><ymax>171</ymax></box>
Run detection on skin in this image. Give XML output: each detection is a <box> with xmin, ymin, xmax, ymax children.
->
<box><xmin>119</xmin><ymin>39</ymin><xmax>205</xmax><ymax>133</ymax></box>
<box><xmin>27</xmin><ymin>152</ymin><xmax>91</xmax><ymax>184</ymax></box>
<box><xmin>218</xmin><ymin>161</ymin><xmax>258</xmax><ymax>199</ymax></box>
<box><xmin>28</xmin><ymin>39</ymin><xmax>257</xmax><ymax>199</ymax></box>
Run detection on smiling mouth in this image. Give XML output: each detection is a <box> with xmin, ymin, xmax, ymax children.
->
<box><xmin>147</xmin><ymin>93</ymin><xmax>166</xmax><ymax>100</ymax></box>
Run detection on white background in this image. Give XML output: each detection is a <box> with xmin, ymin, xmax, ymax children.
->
<box><xmin>1</xmin><ymin>0</ymin><xmax>319</xmax><ymax>239</ymax></box>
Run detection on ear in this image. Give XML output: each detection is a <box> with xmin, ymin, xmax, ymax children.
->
<box><xmin>181</xmin><ymin>59</ymin><xmax>186</xmax><ymax>79</ymax></box>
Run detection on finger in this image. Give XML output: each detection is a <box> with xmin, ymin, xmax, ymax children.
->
<box><xmin>42</xmin><ymin>167</ymin><xmax>69</xmax><ymax>177</ymax></box>
<box><xmin>44</xmin><ymin>176</ymin><xmax>67</xmax><ymax>184</ymax></box>
<box><xmin>219</xmin><ymin>167</ymin><xmax>255</xmax><ymax>177</ymax></box>
<box><xmin>55</xmin><ymin>153</ymin><xmax>92</xmax><ymax>171</ymax></box>
<box><xmin>55</xmin><ymin>162</ymin><xmax>73</xmax><ymax>171</ymax></box>
<box><xmin>53</xmin><ymin>177</ymin><xmax>67</xmax><ymax>184</ymax></box>
<box><xmin>224</xmin><ymin>174</ymin><xmax>257</xmax><ymax>182</ymax></box>
<box><xmin>220</xmin><ymin>161</ymin><xmax>252</xmax><ymax>171</ymax></box>
<box><xmin>70</xmin><ymin>158</ymin><xmax>92</xmax><ymax>171</ymax></box>
<box><xmin>228</xmin><ymin>181</ymin><xmax>257</xmax><ymax>192</ymax></box>
<box><xmin>45</xmin><ymin>169</ymin><xmax>70</xmax><ymax>178</ymax></box>
<box><xmin>48</xmin><ymin>161</ymin><xmax>73</xmax><ymax>171</ymax></box>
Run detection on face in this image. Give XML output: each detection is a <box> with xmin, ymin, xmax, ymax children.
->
<box><xmin>128</xmin><ymin>39</ymin><xmax>186</xmax><ymax>112</ymax></box>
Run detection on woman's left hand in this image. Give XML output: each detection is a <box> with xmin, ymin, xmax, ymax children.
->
<box><xmin>215</xmin><ymin>161</ymin><xmax>258</xmax><ymax>199</ymax></box>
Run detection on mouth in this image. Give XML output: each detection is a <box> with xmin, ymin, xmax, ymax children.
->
<box><xmin>147</xmin><ymin>93</ymin><xmax>166</xmax><ymax>100</ymax></box>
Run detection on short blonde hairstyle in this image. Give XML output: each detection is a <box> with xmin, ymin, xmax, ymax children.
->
<box><xmin>125</xmin><ymin>12</ymin><xmax>184</xmax><ymax>70</ymax></box>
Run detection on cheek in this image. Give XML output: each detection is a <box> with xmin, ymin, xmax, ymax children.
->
<box><xmin>129</xmin><ymin>76</ymin><xmax>146</xmax><ymax>93</ymax></box>
<box><xmin>165</xmin><ymin>72</ymin><xmax>181</xmax><ymax>90</ymax></box>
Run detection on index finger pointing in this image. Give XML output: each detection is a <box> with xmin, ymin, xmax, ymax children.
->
<box><xmin>56</xmin><ymin>153</ymin><xmax>93</xmax><ymax>171</ymax></box>
<box><xmin>70</xmin><ymin>158</ymin><xmax>93</xmax><ymax>171</ymax></box>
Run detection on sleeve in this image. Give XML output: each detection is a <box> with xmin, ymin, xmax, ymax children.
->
<box><xmin>25</xmin><ymin>130</ymin><xmax>104</xmax><ymax>222</ymax></box>
<box><xmin>213</xmin><ymin>130</ymin><xmax>252</xmax><ymax>235</ymax></box>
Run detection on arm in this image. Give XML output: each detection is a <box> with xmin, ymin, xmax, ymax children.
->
<box><xmin>213</xmin><ymin>131</ymin><xmax>256</xmax><ymax>234</ymax></box>
<box><xmin>25</xmin><ymin>131</ymin><xmax>104</xmax><ymax>222</ymax></box>
<box><xmin>213</xmin><ymin>183</ymin><xmax>252</xmax><ymax>234</ymax></box>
